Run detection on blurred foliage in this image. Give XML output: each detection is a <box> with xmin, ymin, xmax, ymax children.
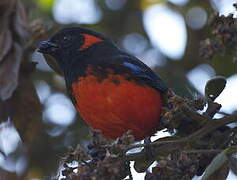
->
<box><xmin>37</xmin><ymin>0</ymin><xmax>55</xmax><ymax>12</ymax></box>
<box><xmin>140</xmin><ymin>0</ymin><xmax>165</xmax><ymax>9</ymax></box>
<box><xmin>0</xmin><ymin>0</ymin><xmax>237</xmax><ymax>180</ymax></box>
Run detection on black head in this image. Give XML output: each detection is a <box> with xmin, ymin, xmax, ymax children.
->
<box><xmin>38</xmin><ymin>27</ymin><xmax>113</xmax><ymax>66</ymax></box>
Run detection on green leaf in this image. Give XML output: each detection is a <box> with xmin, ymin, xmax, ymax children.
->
<box><xmin>202</xmin><ymin>146</ymin><xmax>237</xmax><ymax>180</ymax></box>
<box><xmin>205</xmin><ymin>76</ymin><xmax>226</xmax><ymax>101</ymax></box>
<box><xmin>134</xmin><ymin>158</ymin><xmax>154</xmax><ymax>173</ymax></box>
<box><xmin>201</xmin><ymin>149</ymin><xmax>229</xmax><ymax>180</ymax></box>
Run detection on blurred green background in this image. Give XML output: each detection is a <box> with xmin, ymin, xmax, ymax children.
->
<box><xmin>1</xmin><ymin>0</ymin><xmax>237</xmax><ymax>179</ymax></box>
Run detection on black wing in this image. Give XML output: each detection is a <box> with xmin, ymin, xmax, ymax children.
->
<box><xmin>66</xmin><ymin>52</ymin><xmax>168</xmax><ymax>107</ymax></box>
<box><xmin>99</xmin><ymin>54</ymin><xmax>168</xmax><ymax>94</ymax></box>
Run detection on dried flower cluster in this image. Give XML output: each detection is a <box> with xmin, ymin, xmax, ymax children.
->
<box><xmin>199</xmin><ymin>12</ymin><xmax>237</xmax><ymax>61</ymax></box>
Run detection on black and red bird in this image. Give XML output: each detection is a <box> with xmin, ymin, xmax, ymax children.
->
<box><xmin>38</xmin><ymin>27</ymin><xmax>168</xmax><ymax>140</ymax></box>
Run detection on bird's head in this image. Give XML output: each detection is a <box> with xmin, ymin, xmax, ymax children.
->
<box><xmin>38</xmin><ymin>27</ymin><xmax>114</xmax><ymax>68</ymax></box>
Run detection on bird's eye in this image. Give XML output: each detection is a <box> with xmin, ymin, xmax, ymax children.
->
<box><xmin>63</xmin><ymin>36</ymin><xmax>70</xmax><ymax>42</ymax></box>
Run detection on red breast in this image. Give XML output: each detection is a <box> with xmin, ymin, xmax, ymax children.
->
<box><xmin>71</xmin><ymin>69</ymin><xmax>162</xmax><ymax>140</ymax></box>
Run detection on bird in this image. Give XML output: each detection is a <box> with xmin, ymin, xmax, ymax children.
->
<box><xmin>38</xmin><ymin>27</ymin><xmax>168</xmax><ymax>141</ymax></box>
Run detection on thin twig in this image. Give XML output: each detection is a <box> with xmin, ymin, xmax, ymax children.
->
<box><xmin>183</xmin><ymin>149</ymin><xmax>222</xmax><ymax>154</ymax></box>
<box><xmin>123</xmin><ymin>112</ymin><xmax>237</xmax><ymax>161</ymax></box>
<box><xmin>217</xmin><ymin>111</ymin><xmax>231</xmax><ymax>116</ymax></box>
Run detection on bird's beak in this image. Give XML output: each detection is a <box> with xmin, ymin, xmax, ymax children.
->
<box><xmin>37</xmin><ymin>41</ymin><xmax>59</xmax><ymax>54</ymax></box>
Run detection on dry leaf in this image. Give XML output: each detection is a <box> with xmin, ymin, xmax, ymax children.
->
<box><xmin>0</xmin><ymin>0</ymin><xmax>28</xmax><ymax>100</ymax></box>
<box><xmin>0</xmin><ymin>29</ymin><xmax>12</xmax><ymax>62</ymax></box>
<box><xmin>0</xmin><ymin>43</ymin><xmax>22</xmax><ymax>100</ymax></box>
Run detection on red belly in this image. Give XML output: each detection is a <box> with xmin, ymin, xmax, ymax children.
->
<box><xmin>71</xmin><ymin>73</ymin><xmax>162</xmax><ymax>140</ymax></box>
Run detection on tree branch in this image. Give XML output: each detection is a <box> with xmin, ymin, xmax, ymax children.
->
<box><xmin>123</xmin><ymin>112</ymin><xmax>237</xmax><ymax>161</ymax></box>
